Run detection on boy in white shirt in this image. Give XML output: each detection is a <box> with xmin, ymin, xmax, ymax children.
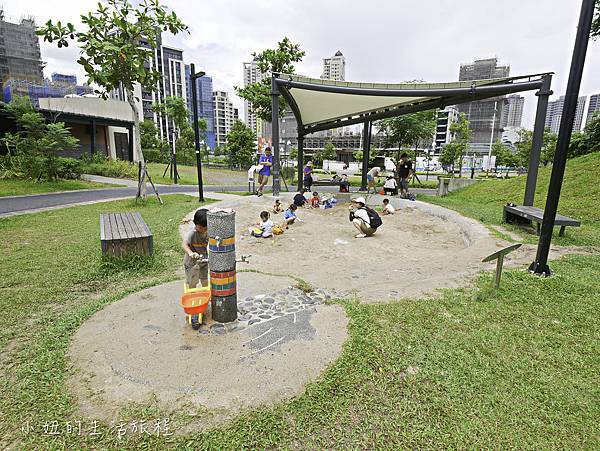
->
<box><xmin>251</xmin><ymin>211</ymin><xmax>274</xmax><ymax>238</ymax></box>
<box><xmin>381</xmin><ymin>198</ymin><xmax>395</xmax><ymax>215</ymax></box>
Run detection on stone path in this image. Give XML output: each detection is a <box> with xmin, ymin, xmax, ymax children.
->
<box><xmin>197</xmin><ymin>286</ymin><xmax>346</xmax><ymax>335</ymax></box>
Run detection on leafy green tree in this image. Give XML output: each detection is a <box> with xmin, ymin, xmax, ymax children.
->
<box><xmin>540</xmin><ymin>128</ymin><xmax>558</xmax><ymax>166</ymax></box>
<box><xmin>38</xmin><ymin>0</ymin><xmax>188</xmax><ymax>195</ymax></box>
<box><xmin>226</xmin><ymin>121</ymin><xmax>256</xmax><ymax>169</ymax></box>
<box><xmin>140</xmin><ymin>119</ymin><xmax>160</xmax><ymax>150</ymax></box>
<box><xmin>439</xmin><ymin>113</ymin><xmax>471</xmax><ymax>176</ymax></box>
<box><xmin>515</xmin><ymin>129</ymin><xmax>534</xmax><ymax>168</ymax></box>
<box><xmin>492</xmin><ymin>140</ymin><xmax>517</xmax><ymax>168</ymax></box>
<box><xmin>1</xmin><ymin>97</ymin><xmax>79</xmax><ymax>180</ymax></box>
<box><xmin>313</xmin><ymin>142</ymin><xmax>336</xmax><ymax>167</ymax></box>
<box><xmin>592</xmin><ymin>0</ymin><xmax>600</xmax><ymax>38</ymax></box>
<box><xmin>569</xmin><ymin>112</ymin><xmax>600</xmax><ymax>158</ymax></box>
<box><xmin>377</xmin><ymin>110</ymin><xmax>436</xmax><ymax>162</ymax></box>
<box><xmin>289</xmin><ymin>147</ymin><xmax>298</xmax><ymax>161</ymax></box>
<box><xmin>235</xmin><ymin>38</ymin><xmax>305</xmax><ymax>122</ymax></box>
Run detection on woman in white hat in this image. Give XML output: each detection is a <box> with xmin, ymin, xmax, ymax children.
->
<box><xmin>348</xmin><ymin>196</ymin><xmax>377</xmax><ymax>238</ymax></box>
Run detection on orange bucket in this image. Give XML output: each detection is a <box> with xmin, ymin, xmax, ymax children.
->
<box><xmin>180</xmin><ymin>286</ymin><xmax>211</xmax><ymax>315</ymax></box>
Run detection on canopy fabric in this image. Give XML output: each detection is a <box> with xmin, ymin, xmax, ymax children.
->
<box><xmin>277</xmin><ymin>73</ymin><xmax>547</xmax><ymax>130</ymax></box>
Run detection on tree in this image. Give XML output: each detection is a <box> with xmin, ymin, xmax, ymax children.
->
<box><xmin>38</xmin><ymin>0</ymin><xmax>188</xmax><ymax>195</ymax></box>
<box><xmin>540</xmin><ymin>128</ymin><xmax>558</xmax><ymax>166</ymax></box>
<box><xmin>235</xmin><ymin>37</ymin><xmax>305</xmax><ymax>122</ymax></box>
<box><xmin>492</xmin><ymin>140</ymin><xmax>517</xmax><ymax>169</ymax></box>
<box><xmin>313</xmin><ymin>142</ymin><xmax>336</xmax><ymax>167</ymax></box>
<box><xmin>140</xmin><ymin>119</ymin><xmax>160</xmax><ymax>150</ymax></box>
<box><xmin>568</xmin><ymin>112</ymin><xmax>600</xmax><ymax>158</ymax></box>
<box><xmin>515</xmin><ymin>129</ymin><xmax>534</xmax><ymax>168</ymax></box>
<box><xmin>226</xmin><ymin>121</ymin><xmax>256</xmax><ymax>169</ymax></box>
<box><xmin>438</xmin><ymin>113</ymin><xmax>471</xmax><ymax>176</ymax></box>
<box><xmin>378</xmin><ymin>110</ymin><xmax>436</xmax><ymax>161</ymax></box>
<box><xmin>1</xmin><ymin>97</ymin><xmax>79</xmax><ymax>180</ymax></box>
<box><xmin>592</xmin><ymin>0</ymin><xmax>600</xmax><ymax>39</ymax></box>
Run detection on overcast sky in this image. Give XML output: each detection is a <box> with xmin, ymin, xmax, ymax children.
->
<box><xmin>5</xmin><ymin>0</ymin><xmax>600</xmax><ymax>128</ymax></box>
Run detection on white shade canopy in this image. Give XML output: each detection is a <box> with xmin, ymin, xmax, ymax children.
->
<box><xmin>276</xmin><ymin>73</ymin><xmax>549</xmax><ymax>133</ymax></box>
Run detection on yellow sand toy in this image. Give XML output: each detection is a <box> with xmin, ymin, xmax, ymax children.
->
<box><xmin>180</xmin><ymin>283</ymin><xmax>211</xmax><ymax>330</ymax></box>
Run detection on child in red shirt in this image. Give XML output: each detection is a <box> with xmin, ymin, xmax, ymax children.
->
<box><xmin>310</xmin><ymin>191</ymin><xmax>320</xmax><ymax>208</ymax></box>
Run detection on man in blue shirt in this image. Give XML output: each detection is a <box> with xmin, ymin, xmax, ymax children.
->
<box><xmin>257</xmin><ymin>147</ymin><xmax>273</xmax><ymax>196</ymax></box>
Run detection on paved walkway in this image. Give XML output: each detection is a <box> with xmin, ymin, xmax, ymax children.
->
<box><xmin>0</xmin><ymin>174</ymin><xmax>437</xmax><ymax>218</ymax></box>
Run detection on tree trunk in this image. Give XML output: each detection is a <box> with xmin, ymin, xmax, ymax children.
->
<box><xmin>126</xmin><ymin>88</ymin><xmax>146</xmax><ymax>198</ymax></box>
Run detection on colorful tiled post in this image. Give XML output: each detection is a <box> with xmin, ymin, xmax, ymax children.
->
<box><xmin>207</xmin><ymin>209</ymin><xmax>237</xmax><ymax>323</ymax></box>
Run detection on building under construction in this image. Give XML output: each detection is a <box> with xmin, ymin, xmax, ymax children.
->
<box><xmin>0</xmin><ymin>8</ymin><xmax>43</xmax><ymax>87</ymax></box>
<box><xmin>457</xmin><ymin>58</ymin><xmax>509</xmax><ymax>154</ymax></box>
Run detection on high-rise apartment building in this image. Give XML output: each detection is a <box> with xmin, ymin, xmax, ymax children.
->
<box><xmin>321</xmin><ymin>51</ymin><xmax>345</xmax><ymax>81</ymax></box>
<box><xmin>500</xmin><ymin>94</ymin><xmax>524</xmax><ymax>128</ymax></box>
<box><xmin>213</xmin><ymin>91</ymin><xmax>238</xmax><ymax>148</ymax></box>
<box><xmin>457</xmin><ymin>58</ymin><xmax>510</xmax><ymax>153</ymax></box>
<box><xmin>242</xmin><ymin>58</ymin><xmax>267</xmax><ymax>137</ymax></box>
<box><xmin>185</xmin><ymin>67</ymin><xmax>216</xmax><ymax>150</ymax></box>
<box><xmin>544</xmin><ymin>95</ymin><xmax>587</xmax><ymax>133</ymax></box>
<box><xmin>0</xmin><ymin>9</ymin><xmax>43</xmax><ymax>87</ymax></box>
<box><xmin>111</xmin><ymin>35</ymin><xmax>187</xmax><ymax>147</ymax></box>
<box><xmin>586</xmin><ymin>93</ymin><xmax>600</xmax><ymax>126</ymax></box>
<box><xmin>434</xmin><ymin>106</ymin><xmax>460</xmax><ymax>154</ymax></box>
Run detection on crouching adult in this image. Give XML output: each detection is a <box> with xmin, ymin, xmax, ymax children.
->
<box><xmin>348</xmin><ymin>196</ymin><xmax>381</xmax><ymax>238</ymax></box>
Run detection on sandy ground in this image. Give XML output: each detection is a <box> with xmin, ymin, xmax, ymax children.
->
<box><xmin>69</xmin><ymin>194</ymin><xmax>584</xmax><ymax>427</ymax></box>
<box><xmin>189</xmin><ymin>195</ymin><xmax>503</xmax><ymax>302</ymax></box>
<box><xmin>69</xmin><ymin>276</ymin><xmax>348</xmax><ymax>429</ymax></box>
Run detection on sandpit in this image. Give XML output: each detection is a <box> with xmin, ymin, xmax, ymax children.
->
<box><xmin>68</xmin><ymin>194</ymin><xmax>535</xmax><ymax>427</ymax></box>
<box><xmin>192</xmin><ymin>194</ymin><xmax>507</xmax><ymax>302</ymax></box>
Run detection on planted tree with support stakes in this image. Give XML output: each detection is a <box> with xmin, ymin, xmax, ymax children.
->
<box><xmin>37</xmin><ymin>0</ymin><xmax>188</xmax><ymax>198</ymax></box>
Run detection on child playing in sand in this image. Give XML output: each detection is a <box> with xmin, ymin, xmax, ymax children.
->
<box><xmin>381</xmin><ymin>198</ymin><xmax>395</xmax><ymax>215</ymax></box>
<box><xmin>182</xmin><ymin>209</ymin><xmax>208</xmax><ymax>288</ymax></box>
<box><xmin>273</xmin><ymin>199</ymin><xmax>283</xmax><ymax>214</ymax></box>
<box><xmin>250</xmin><ymin>210</ymin><xmax>274</xmax><ymax>238</ymax></box>
<box><xmin>310</xmin><ymin>191</ymin><xmax>320</xmax><ymax>208</ymax></box>
<box><xmin>283</xmin><ymin>204</ymin><xmax>301</xmax><ymax>225</ymax></box>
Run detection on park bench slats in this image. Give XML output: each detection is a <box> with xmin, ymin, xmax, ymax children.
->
<box><xmin>503</xmin><ymin>205</ymin><xmax>581</xmax><ymax>236</ymax></box>
<box><xmin>100</xmin><ymin>212</ymin><xmax>153</xmax><ymax>257</ymax></box>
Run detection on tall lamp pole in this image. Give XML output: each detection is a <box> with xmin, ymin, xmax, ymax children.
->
<box><xmin>530</xmin><ymin>0</ymin><xmax>595</xmax><ymax>275</ymax></box>
<box><xmin>190</xmin><ymin>63</ymin><xmax>206</xmax><ymax>202</ymax></box>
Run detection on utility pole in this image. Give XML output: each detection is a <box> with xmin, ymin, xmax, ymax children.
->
<box><xmin>190</xmin><ymin>63</ymin><xmax>206</xmax><ymax>202</ymax></box>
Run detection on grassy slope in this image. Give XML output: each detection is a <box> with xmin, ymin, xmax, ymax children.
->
<box><xmin>0</xmin><ymin>194</ymin><xmax>598</xmax><ymax>448</ymax></box>
<box><xmin>424</xmin><ymin>152</ymin><xmax>600</xmax><ymax>247</ymax></box>
<box><xmin>0</xmin><ymin>179</ymin><xmax>118</xmax><ymax>197</ymax></box>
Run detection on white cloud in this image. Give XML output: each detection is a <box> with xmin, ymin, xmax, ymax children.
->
<box><xmin>5</xmin><ymin>0</ymin><xmax>600</xmax><ymax>128</ymax></box>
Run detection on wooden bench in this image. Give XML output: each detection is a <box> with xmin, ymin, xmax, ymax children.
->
<box><xmin>503</xmin><ymin>205</ymin><xmax>581</xmax><ymax>237</ymax></box>
<box><xmin>100</xmin><ymin>212</ymin><xmax>153</xmax><ymax>257</ymax></box>
<box><xmin>312</xmin><ymin>179</ymin><xmax>342</xmax><ymax>187</ymax></box>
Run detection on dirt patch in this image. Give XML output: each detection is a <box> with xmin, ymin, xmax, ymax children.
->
<box><xmin>68</xmin><ymin>276</ymin><xmax>348</xmax><ymax>429</ymax></box>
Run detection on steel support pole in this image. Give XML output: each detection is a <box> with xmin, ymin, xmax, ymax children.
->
<box><xmin>127</xmin><ymin>124</ymin><xmax>134</xmax><ymax>161</ymax></box>
<box><xmin>297</xmin><ymin>134</ymin><xmax>304</xmax><ymax>191</ymax></box>
<box><xmin>530</xmin><ymin>0</ymin><xmax>595</xmax><ymax>276</ymax></box>
<box><xmin>90</xmin><ymin>119</ymin><xmax>96</xmax><ymax>156</ymax></box>
<box><xmin>524</xmin><ymin>74</ymin><xmax>553</xmax><ymax>206</ymax></box>
<box><xmin>360</xmin><ymin>121</ymin><xmax>370</xmax><ymax>191</ymax></box>
<box><xmin>271</xmin><ymin>75</ymin><xmax>281</xmax><ymax>196</ymax></box>
<box><xmin>190</xmin><ymin>63</ymin><xmax>205</xmax><ymax>202</ymax></box>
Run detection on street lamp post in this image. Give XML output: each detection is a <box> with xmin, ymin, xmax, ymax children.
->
<box><xmin>190</xmin><ymin>63</ymin><xmax>206</xmax><ymax>202</ymax></box>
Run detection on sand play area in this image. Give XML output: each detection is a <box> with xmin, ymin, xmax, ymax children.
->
<box><xmin>69</xmin><ymin>194</ymin><xmax>548</xmax><ymax>427</ymax></box>
<box><xmin>219</xmin><ymin>194</ymin><xmax>508</xmax><ymax>302</ymax></box>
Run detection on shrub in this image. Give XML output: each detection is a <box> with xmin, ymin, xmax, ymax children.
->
<box><xmin>55</xmin><ymin>157</ymin><xmax>83</xmax><ymax>179</ymax></box>
<box><xmin>80</xmin><ymin>155</ymin><xmax>137</xmax><ymax>179</ymax></box>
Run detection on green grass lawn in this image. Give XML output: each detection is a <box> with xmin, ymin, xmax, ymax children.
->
<box><xmin>424</xmin><ymin>152</ymin><xmax>600</xmax><ymax>247</ymax></box>
<box><xmin>146</xmin><ymin>163</ymin><xmax>248</xmax><ymax>186</ymax></box>
<box><xmin>1</xmin><ymin>194</ymin><xmax>599</xmax><ymax>448</ymax></box>
<box><xmin>0</xmin><ymin>178</ymin><xmax>118</xmax><ymax>197</ymax></box>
